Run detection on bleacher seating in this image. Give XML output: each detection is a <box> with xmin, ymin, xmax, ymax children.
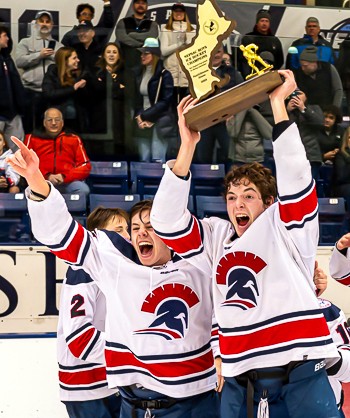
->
<box><xmin>144</xmin><ymin>194</ymin><xmax>195</xmax><ymax>214</ymax></box>
<box><xmin>89</xmin><ymin>194</ymin><xmax>141</xmax><ymax>212</ymax></box>
<box><xmin>195</xmin><ymin>195</ymin><xmax>228</xmax><ymax>220</ymax></box>
<box><xmin>318</xmin><ymin>197</ymin><xmax>346</xmax><ymax>245</ymax></box>
<box><xmin>318</xmin><ymin>164</ymin><xmax>334</xmax><ymax>197</ymax></box>
<box><xmin>62</xmin><ymin>193</ymin><xmax>87</xmax><ymax>226</ymax></box>
<box><xmin>130</xmin><ymin>162</ymin><xmax>165</xmax><ymax>198</ymax></box>
<box><xmin>190</xmin><ymin>164</ymin><xmax>225</xmax><ymax>197</ymax></box>
<box><xmin>0</xmin><ymin>193</ymin><xmax>31</xmax><ymax>243</ymax></box>
<box><xmin>87</xmin><ymin>161</ymin><xmax>129</xmax><ymax>195</ymax></box>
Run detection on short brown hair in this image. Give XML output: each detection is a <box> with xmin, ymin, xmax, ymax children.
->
<box><xmin>130</xmin><ymin>200</ymin><xmax>153</xmax><ymax>223</ymax></box>
<box><xmin>87</xmin><ymin>206</ymin><xmax>129</xmax><ymax>231</ymax></box>
<box><xmin>224</xmin><ymin>162</ymin><xmax>277</xmax><ymax>205</ymax></box>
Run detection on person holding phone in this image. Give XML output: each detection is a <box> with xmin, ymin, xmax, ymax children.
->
<box><xmin>15</xmin><ymin>10</ymin><xmax>63</xmax><ymax>133</ymax></box>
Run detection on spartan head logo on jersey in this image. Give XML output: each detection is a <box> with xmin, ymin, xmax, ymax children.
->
<box><xmin>216</xmin><ymin>251</ymin><xmax>266</xmax><ymax>310</ymax></box>
<box><xmin>134</xmin><ymin>283</ymin><xmax>200</xmax><ymax>340</ymax></box>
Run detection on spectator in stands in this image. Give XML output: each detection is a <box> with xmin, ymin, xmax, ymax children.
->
<box><xmin>134</xmin><ymin>38</ymin><xmax>175</xmax><ymax>162</ymax></box>
<box><xmin>75</xmin><ymin>21</ymin><xmax>103</xmax><ymax>74</ymax></box>
<box><xmin>89</xmin><ymin>42</ymin><xmax>126</xmax><ymax>156</ymax></box>
<box><xmin>115</xmin><ymin>0</ymin><xmax>159</xmax><ymax>160</ymax></box>
<box><xmin>331</xmin><ymin>127</ymin><xmax>350</xmax><ymax>199</ymax></box>
<box><xmin>58</xmin><ymin>206</ymin><xmax>126</xmax><ymax>418</ymax></box>
<box><xmin>286</xmin><ymin>88</ymin><xmax>324</xmax><ymax>180</ymax></box>
<box><xmin>61</xmin><ymin>1</ymin><xmax>114</xmax><ymax>48</ymax></box>
<box><xmin>318</xmin><ymin>105</ymin><xmax>343</xmax><ymax>164</ymax></box>
<box><xmin>42</xmin><ymin>47</ymin><xmax>89</xmax><ymax>133</ymax></box>
<box><xmin>238</xmin><ymin>9</ymin><xmax>284</xmax><ymax>79</ymax></box>
<box><xmin>336</xmin><ymin>38</ymin><xmax>350</xmax><ymax>115</ymax></box>
<box><xmin>24</xmin><ymin>107</ymin><xmax>91</xmax><ymax>196</ymax></box>
<box><xmin>115</xmin><ymin>0</ymin><xmax>159</xmax><ymax>74</ymax></box>
<box><xmin>227</xmin><ymin>107</ymin><xmax>272</xmax><ymax>165</ymax></box>
<box><xmin>0</xmin><ymin>131</ymin><xmax>20</xmax><ymax>193</ymax></box>
<box><xmin>16</xmin><ymin>10</ymin><xmax>63</xmax><ymax>134</ymax></box>
<box><xmin>0</xmin><ymin>25</ymin><xmax>25</xmax><ymax>152</ymax></box>
<box><xmin>294</xmin><ymin>45</ymin><xmax>343</xmax><ymax>110</ymax></box>
<box><xmin>222</xmin><ymin>52</ymin><xmax>232</xmax><ymax>66</ymax></box>
<box><xmin>286</xmin><ymin>17</ymin><xmax>335</xmax><ymax>70</ymax></box>
<box><xmin>195</xmin><ymin>45</ymin><xmax>244</xmax><ymax>164</ymax></box>
<box><xmin>160</xmin><ymin>3</ymin><xmax>195</xmax><ymax>112</ymax></box>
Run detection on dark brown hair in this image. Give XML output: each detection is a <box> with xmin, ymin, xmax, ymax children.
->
<box><xmin>87</xmin><ymin>206</ymin><xmax>129</xmax><ymax>231</ymax></box>
<box><xmin>224</xmin><ymin>162</ymin><xmax>277</xmax><ymax>204</ymax></box>
<box><xmin>96</xmin><ymin>42</ymin><xmax>123</xmax><ymax>72</ymax></box>
<box><xmin>76</xmin><ymin>3</ymin><xmax>94</xmax><ymax>19</ymax></box>
<box><xmin>130</xmin><ymin>200</ymin><xmax>153</xmax><ymax>223</ymax></box>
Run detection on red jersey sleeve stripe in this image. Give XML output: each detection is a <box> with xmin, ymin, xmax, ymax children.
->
<box><xmin>279</xmin><ymin>183</ymin><xmax>317</xmax><ymax>225</ymax></box>
<box><xmin>336</xmin><ymin>275</ymin><xmax>350</xmax><ymax>286</ymax></box>
<box><xmin>159</xmin><ymin>216</ymin><xmax>203</xmax><ymax>255</ymax></box>
<box><xmin>59</xmin><ymin>366</ymin><xmax>107</xmax><ymax>385</ymax></box>
<box><xmin>50</xmin><ymin>222</ymin><xmax>88</xmax><ymax>264</ymax></box>
<box><xmin>68</xmin><ymin>328</ymin><xmax>96</xmax><ymax>358</ymax></box>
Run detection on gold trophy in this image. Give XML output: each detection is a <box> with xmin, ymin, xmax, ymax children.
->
<box><xmin>177</xmin><ymin>0</ymin><xmax>283</xmax><ymax>131</ymax></box>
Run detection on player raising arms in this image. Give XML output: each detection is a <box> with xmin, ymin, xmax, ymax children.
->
<box><xmin>150</xmin><ymin>70</ymin><xmax>341</xmax><ymax>418</ymax></box>
<box><xmin>6</xmin><ymin>145</ymin><xmax>221</xmax><ymax>416</ymax></box>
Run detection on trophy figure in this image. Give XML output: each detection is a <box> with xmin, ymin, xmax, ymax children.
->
<box><xmin>177</xmin><ymin>0</ymin><xmax>283</xmax><ymax>132</ymax></box>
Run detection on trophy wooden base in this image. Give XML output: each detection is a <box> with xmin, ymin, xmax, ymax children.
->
<box><xmin>184</xmin><ymin>71</ymin><xmax>283</xmax><ymax>132</ymax></box>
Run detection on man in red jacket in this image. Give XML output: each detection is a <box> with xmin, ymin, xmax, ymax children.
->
<box><xmin>25</xmin><ymin>107</ymin><xmax>91</xmax><ymax>196</ymax></box>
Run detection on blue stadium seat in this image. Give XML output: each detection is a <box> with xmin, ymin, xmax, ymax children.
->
<box><xmin>0</xmin><ymin>193</ymin><xmax>31</xmax><ymax>243</ymax></box>
<box><xmin>318</xmin><ymin>197</ymin><xmax>346</xmax><ymax>245</ymax></box>
<box><xmin>62</xmin><ymin>193</ymin><xmax>87</xmax><ymax>226</ymax></box>
<box><xmin>89</xmin><ymin>194</ymin><xmax>141</xmax><ymax>212</ymax></box>
<box><xmin>144</xmin><ymin>194</ymin><xmax>195</xmax><ymax>214</ymax></box>
<box><xmin>87</xmin><ymin>161</ymin><xmax>129</xmax><ymax>195</ymax></box>
<box><xmin>190</xmin><ymin>164</ymin><xmax>225</xmax><ymax>197</ymax></box>
<box><xmin>319</xmin><ymin>164</ymin><xmax>334</xmax><ymax>197</ymax></box>
<box><xmin>130</xmin><ymin>162</ymin><xmax>165</xmax><ymax>198</ymax></box>
<box><xmin>195</xmin><ymin>195</ymin><xmax>228</xmax><ymax>220</ymax></box>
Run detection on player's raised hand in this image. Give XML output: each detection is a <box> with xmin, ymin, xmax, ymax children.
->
<box><xmin>177</xmin><ymin>95</ymin><xmax>201</xmax><ymax>146</ymax></box>
<box><xmin>6</xmin><ymin>136</ymin><xmax>40</xmax><ymax>178</ymax></box>
<box><xmin>336</xmin><ymin>233</ymin><xmax>350</xmax><ymax>251</ymax></box>
<box><xmin>7</xmin><ymin>136</ymin><xmax>50</xmax><ymax>197</ymax></box>
<box><xmin>270</xmin><ymin>70</ymin><xmax>297</xmax><ymax>102</ymax></box>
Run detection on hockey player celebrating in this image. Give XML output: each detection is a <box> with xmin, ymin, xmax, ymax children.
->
<box><xmin>150</xmin><ymin>70</ymin><xmax>341</xmax><ymax>417</ymax></box>
<box><xmin>6</xmin><ymin>147</ymin><xmax>221</xmax><ymax>416</ymax></box>
<box><xmin>329</xmin><ymin>232</ymin><xmax>350</xmax><ymax>288</ymax></box>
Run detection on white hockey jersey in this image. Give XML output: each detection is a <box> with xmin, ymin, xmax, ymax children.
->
<box><xmin>318</xmin><ymin>298</ymin><xmax>350</xmax><ymax>404</ymax></box>
<box><xmin>329</xmin><ymin>247</ymin><xmax>350</xmax><ymax>286</ymax></box>
<box><xmin>27</xmin><ymin>190</ymin><xmax>218</xmax><ymax>398</ymax></box>
<box><xmin>151</xmin><ymin>121</ymin><xmax>339</xmax><ymax>378</ymax></box>
<box><xmin>57</xmin><ymin>267</ymin><xmax>118</xmax><ymax>401</ymax></box>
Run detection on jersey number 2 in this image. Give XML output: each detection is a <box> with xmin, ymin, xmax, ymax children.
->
<box><xmin>71</xmin><ymin>294</ymin><xmax>85</xmax><ymax>318</ymax></box>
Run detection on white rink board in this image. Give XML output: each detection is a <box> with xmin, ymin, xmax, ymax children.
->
<box><xmin>0</xmin><ymin>337</ymin><xmax>67</xmax><ymax>418</ymax></box>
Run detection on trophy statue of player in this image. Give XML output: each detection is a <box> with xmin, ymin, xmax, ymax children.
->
<box><xmin>177</xmin><ymin>0</ymin><xmax>283</xmax><ymax>131</ymax></box>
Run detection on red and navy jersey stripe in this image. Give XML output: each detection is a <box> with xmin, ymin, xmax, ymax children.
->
<box><xmin>278</xmin><ymin>179</ymin><xmax>318</xmax><ymax>230</ymax></box>
<box><xmin>105</xmin><ymin>341</ymin><xmax>215</xmax><ymax>386</ymax></box>
<box><xmin>154</xmin><ymin>215</ymin><xmax>204</xmax><ymax>259</ymax></box>
<box><xmin>219</xmin><ymin>309</ymin><xmax>332</xmax><ymax>364</ymax></box>
<box><xmin>334</xmin><ymin>272</ymin><xmax>350</xmax><ymax>286</ymax></box>
<box><xmin>59</xmin><ymin>362</ymin><xmax>108</xmax><ymax>391</ymax></box>
<box><xmin>66</xmin><ymin>323</ymin><xmax>101</xmax><ymax>361</ymax></box>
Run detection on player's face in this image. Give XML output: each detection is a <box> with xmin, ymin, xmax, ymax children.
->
<box><xmin>256</xmin><ymin>18</ymin><xmax>270</xmax><ymax>34</ymax></box>
<box><xmin>131</xmin><ymin>209</ymin><xmax>171</xmax><ymax>267</ymax></box>
<box><xmin>323</xmin><ymin>113</ymin><xmax>336</xmax><ymax>129</ymax></box>
<box><xmin>226</xmin><ymin>179</ymin><xmax>270</xmax><ymax>237</ymax></box>
<box><xmin>104</xmin><ymin>216</ymin><xmax>130</xmax><ymax>240</ymax></box>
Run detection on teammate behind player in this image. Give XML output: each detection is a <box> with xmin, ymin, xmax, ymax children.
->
<box><xmin>5</xmin><ymin>144</ymin><xmax>221</xmax><ymax>418</ymax></box>
<box><xmin>58</xmin><ymin>206</ymin><xmax>129</xmax><ymax>418</ymax></box>
<box><xmin>150</xmin><ymin>70</ymin><xmax>340</xmax><ymax>417</ymax></box>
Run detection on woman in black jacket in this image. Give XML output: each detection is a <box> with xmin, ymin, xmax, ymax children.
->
<box><xmin>42</xmin><ymin>46</ymin><xmax>88</xmax><ymax>133</ymax></box>
<box><xmin>89</xmin><ymin>42</ymin><xmax>126</xmax><ymax>157</ymax></box>
<box><xmin>332</xmin><ymin>127</ymin><xmax>350</xmax><ymax>198</ymax></box>
<box><xmin>133</xmin><ymin>38</ymin><xmax>175</xmax><ymax>162</ymax></box>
